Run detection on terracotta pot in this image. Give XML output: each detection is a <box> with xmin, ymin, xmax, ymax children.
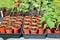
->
<box><xmin>0</xmin><ymin>28</ymin><xmax>5</xmax><ymax>34</ymax></box>
<box><xmin>55</xmin><ymin>30</ymin><xmax>60</xmax><ymax>34</ymax></box>
<box><xmin>47</xmin><ymin>29</ymin><xmax>51</xmax><ymax>33</ymax></box>
<box><xmin>31</xmin><ymin>30</ymin><xmax>37</xmax><ymax>34</ymax></box>
<box><xmin>39</xmin><ymin>29</ymin><xmax>44</xmax><ymax>34</ymax></box>
<box><xmin>6</xmin><ymin>29</ymin><xmax>12</xmax><ymax>34</ymax></box>
<box><xmin>23</xmin><ymin>29</ymin><xmax>30</xmax><ymax>34</ymax></box>
<box><xmin>14</xmin><ymin>28</ymin><xmax>19</xmax><ymax>34</ymax></box>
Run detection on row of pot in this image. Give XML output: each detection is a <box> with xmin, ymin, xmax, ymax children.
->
<box><xmin>23</xmin><ymin>16</ymin><xmax>44</xmax><ymax>34</ymax></box>
<box><xmin>0</xmin><ymin>16</ymin><xmax>22</xmax><ymax>34</ymax></box>
<box><xmin>23</xmin><ymin>16</ymin><xmax>60</xmax><ymax>34</ymax></box>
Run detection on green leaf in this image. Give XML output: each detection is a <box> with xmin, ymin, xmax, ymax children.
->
<box><xmin>44</xmin><ymin>24</ymin><xmax>47</xmax><ymax>29</ymax></box>
<box><xmin>47</xmin><ymin>18</ymin><xmax>55</xmax><ymax>29</ymax></box>
<box><xmin>40</xmin><ymin>17</ymin><xmax>45</xmax><ymax>23</ymax></box>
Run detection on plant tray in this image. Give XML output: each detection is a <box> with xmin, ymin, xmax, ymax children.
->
<box><xmin>47</xmin><ymin>33</ymin><xmax>60</xmax><ymax>38</ymax></box>
<box><xmin>0</xmin><ymin>17</ymin><xmax>3</xmax><ymax>22</ymax></box>
<box><xmin>23</xmin><ymin>33</ymin><xmax>47</xmax><ymax>39</ymax></box>
<box><xmin>0</xmin><ymin>29</ymin><xmax>22</xmax><ymax>40</ymax></box>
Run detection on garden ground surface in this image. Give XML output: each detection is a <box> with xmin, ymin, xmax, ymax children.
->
<box><xmin>0</xmin><ymin>37</ymin><xmax>60</xmax><ymax>40</ymax></box>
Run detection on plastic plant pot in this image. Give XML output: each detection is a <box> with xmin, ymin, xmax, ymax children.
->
<box><xmin>3</xmin><ymin>18</ymin><xmax>10</xmax><ymax>22</ymax></box>
<box><xmin>24</xmin><ymin>18</ymin><xmax>30</xmax><ymax>21</ymax></box>
<box><xmin>24</xmin><ymin>25</ymin><xmax>31</xmax><ymax>29</ymax></box>
<box><xmin>9</xmin><ymin>18</ymin><xmax>16</xmax><ymax>22</ymax></box>
<box><xmin>37</xmin><ymin>16</ymin><xmax>41</xmax><ymax>20</ymax></box>
<box><xmin>3</xmin><ymin>16</ymin><xmax>10</xmax><ymax>21</ymax></box>
<box><xmin>2</xmin><ymin>21</ymin><xmax>9</xmax><ymax>27</ymax></box>
<box><xmin>15</xmin><ymin>21</ymin><xmax>22</xmax><ymax>25</ymax></box>
<box><xmin>37</xmin><ymin>24</ymin><xmax>42</xmax><ymax>28</ymax></box>
<box><xmin>25</xmin><ymin>16</ymin><xmax>30</xmax><ymax>18</ymax></box>
<box><xmin>23</xmin><ymin>27</ymin><xmax>30</xmax><ymax>34</ymax></box>
<box><xmin>9</xmin><ymin>20</ymin><xmax>16</xmax><ymax>24</ymax></box>
<box><xmin>17</xmin><ymin>16</ymin><xmax>23</xmax><ymax>19</ymax></box>
<box><xmin>32</xmin><ymin>20</ymin><xmax>37</xmax><ymax>23</ymax></box>
<box><xmin>31</xmin><ymin>28</ymin><xmax>37</xmax><ymax>34</ymax></box>
<box><xmin>9</xmin><ymin>21</ymin><xmax>13</xmax><ymax>26</ymax></box>
<box><xmin>6</xmin><ymin>27</ymin><xmax>12</xmax><ymax>34</ymax></box>
<box><xmin>39</xmin><ymin>29</ymin><xmax>44</xmax><ymax>34</ymax></box>
<box><xmin>1</xmin><ymin>23</ymin><xmax>8</xmax><ymax>27</ymax></box>
<box><xmin>24</xmin><ymin>19</ymin><xmax>30</xmax><ymax>22</ymax></box>
<box><xmin>24</xmin><ymin>17</ymin><xmax>32</xmax><ymax>22</ymax></box>
<box><xmin>31</xmin><ymin>16</ymin><xmax>36</xmax><ymax>19</ymax></box>
<box><xmin>36</xmin><ymin>19</ymin><xmax>41</xmax><ymax>23</ymax></box>
<box><xmin>32</xmin><ymin>22</ymin><xmax>37</xmax><ymax>25</ymax></box>
<box><xmin>13</xmin><ymin>25</ymin><xmax>20</xmax><ymax>34</ymax></box>
<box><xmin>17</xmin><ymin>19</ymin><xmax>22</xmax><ymax>22</ymax></box>
<box><xmin>0</xmin><ymin>28</ymin><xmax>5</xmax><ymax>34</ymax></box>
<box><xmin>0</xmin><ymin>25</ymin><xmax>5</xmax><ymax>34</ymax></box>
<box><xmin>10</xmin><ymin>16</ymin><xmax>16</xmax><ymax>19</ymax></box>
<box><xmin>32</xmin><ymin>18</ymin><xmax>36</xmax><ymax>21</ymax></box>
<box><xmin>3</xmin><ymin>20</ymin><xmax>9</xmax><ymax>22</ymax></box>
<box><xmin>14</xmin><ymin>28</ymin><xmax>19</xmax><ymax>34</ymax></box>
<box><xmin>47</xmin><ymin>29</ymin><xmax>52</xmax><ymax>33</ymax></box>
<box><xmin>55</xmin><ymin>30</ymin><xmax>60</xmax><ymax>34</ymax></box>
<box><xmin>5</xmin><ymin>16</ymin><xmax>10</xmax><ymax>18</ymax></box>
<box><xmin>2</xmin><ymin>21</ymin><xmax>8</xmax><ymax>24</ymax></box>
<box><xmin>31</xmin><ymin>23</ymin><xmax>38</xmax><ymax>29</ymax></box>
<box><xmin>24</xmin><ymin>21</ymin><xmax>31</xmax><ymax>25</ymax></box>
<box><xmin>25</xmin><ymin>16</ymin><xmax>31</xmax><ymax>18</ymax></box>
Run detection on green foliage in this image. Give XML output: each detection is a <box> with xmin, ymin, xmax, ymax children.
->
<box><xmin>0</xmin><ymin>0</ymin><xmax>18</xmax><ymax>10</ymax></box>
<box><xmin>17</xmin><ymin>3</ymin><xmax>29</xmax><ymax>12</ymax></box>
<box><xmin>40</xmin><ymin>11</ymin><xmax>56</xmax><ymax>29</ymax></box>
<box><xmin>17</xmin><ymin>0</ymin><xmax>41</xmax><ymax>13</ymax></box>
<box><xmin>40</xmin><ymin>0</ymin><xmax>60</xmax><ymax>29</ymax></box>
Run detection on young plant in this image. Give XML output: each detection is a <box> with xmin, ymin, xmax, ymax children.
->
<box><xmin>9</xmin><ymin>22</ymin><xmax>13</xmax><ymax>26</ymax></box>
<box><xmin>40</xmin><ymin>11</ymin><xmax>56</xmax><ymax>30</ymax></box>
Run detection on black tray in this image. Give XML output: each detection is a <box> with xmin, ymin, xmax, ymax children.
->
<box><xmin>47</xmin><ymin>33</ymin><xmax>60</xmax><ymax>38</ymax></box>
<box><xmin>0</xmin><ymin>28</ymin><xmax>22</xmax><ymax>40</ymax></box>
<box><xmin>23</xmin><ymin>32</ymin><xmax>47</xmax><ymax>39</ymax></box>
